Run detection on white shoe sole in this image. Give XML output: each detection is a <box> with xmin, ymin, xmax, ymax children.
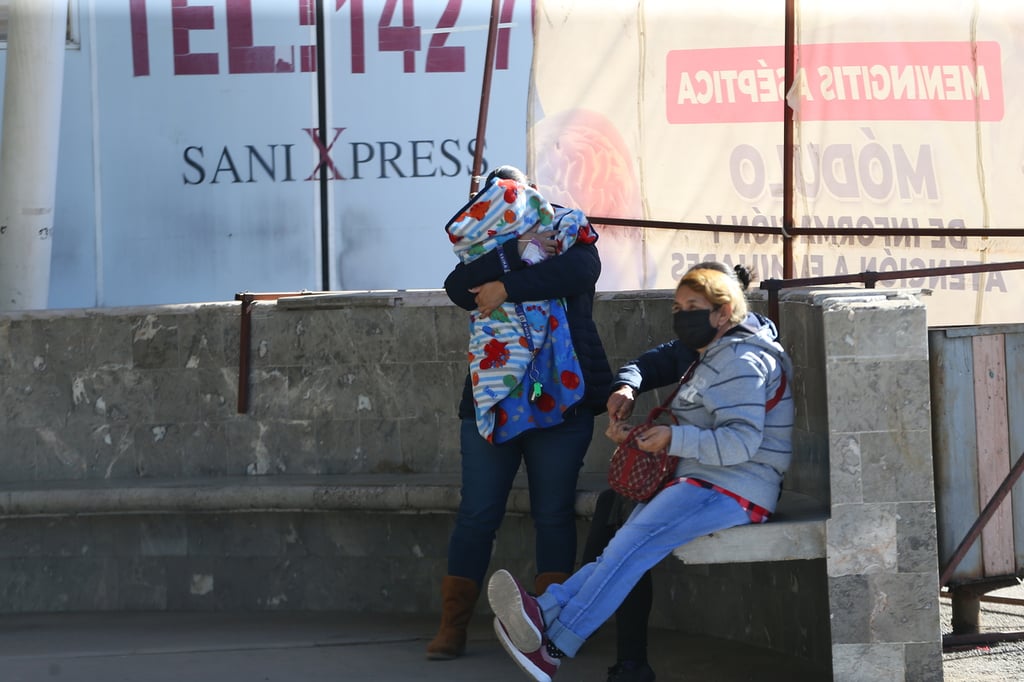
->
<box><xmin>493</xmin><ymin>617</ymin><xmax>554</xmax><ymax>682</ymax></box>
<box><xmin>487</xmin><ymin>569</ymin><xmax>543</xmax><ymax>652</ymax></box>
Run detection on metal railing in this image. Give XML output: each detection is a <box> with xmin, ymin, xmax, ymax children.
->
<box><xmin>757</xmin><ymin>260</ymin><xmax>1024</xmax><ymax>322</ymax></box>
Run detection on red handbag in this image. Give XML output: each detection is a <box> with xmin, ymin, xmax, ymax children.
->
<box><xmin>606</xmin><ymin>415</ymin><xmax>680</xmax><ymax>503</ymax></box>
<box><xmin>606</xmin><ymin>362</ymin><xmax>696</xmax><ymax>503</ymax></box>
<box><xmin>607</xmin><ymin>362</ymin><xmax>788</xmax><ymax>503</ymax></box>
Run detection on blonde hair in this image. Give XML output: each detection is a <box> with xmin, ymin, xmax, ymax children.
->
<box><xmin>677</xmin><ymin>267</ymin><xmax>748</xmax><ymax>324</ymax></box>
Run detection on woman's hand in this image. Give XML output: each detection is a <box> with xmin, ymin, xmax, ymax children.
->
<box><xmin>634</xmin><ymin>425</ymin><xmax>671</xmax><ymax>452</ymax></box>
<box><xmin>606</xmin><ymin>385</ymin><xmax>636</xmax><ymax>421</ymax></box>
<box><xmin>605</xmin><ymin>419</ymin><xmax>633</xmax><ymax>444</ymax></box>
<box><xmin>517</xmin><ymin>226</ymin><xmax>558</xmax><ymax>258</ymax></box>
<box><xmin>469</xmin><ymin>281</ymin><xmax>508</xmax><ymax>317</ymax></box>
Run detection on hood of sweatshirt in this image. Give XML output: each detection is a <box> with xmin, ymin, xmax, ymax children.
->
<box><xmin>706</xmin><ymin>312</ymin><xmax>793</xmax><ymax>380</ymax></box>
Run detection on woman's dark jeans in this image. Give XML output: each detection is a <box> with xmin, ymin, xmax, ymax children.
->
<box><xmin>447</xmin><ymin>411</ymin><xmax>594</xmax><ymax>586</ymax></box>
<box><xmin>581</xmin><ymin>488</ymin><xmax>652</xmax><ymax>664</ymax></box>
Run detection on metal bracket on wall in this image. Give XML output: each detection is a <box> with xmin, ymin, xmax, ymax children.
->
<box><xmin>234</xmin><ymin>291</ymin><xmax>315</xmax><ymax>413</ymax></box>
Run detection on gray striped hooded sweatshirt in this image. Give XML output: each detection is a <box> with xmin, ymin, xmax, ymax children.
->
<box><xmin>667</xmin><ymin>318</ymin><xmax>794</xmax><ymax>513</ymax></box>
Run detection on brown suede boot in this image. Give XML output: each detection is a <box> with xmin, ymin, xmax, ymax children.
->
<box><xmin>426</xmin><ymin>575</ymin><xmax>479</xmax><ymax>660</ymax></box>
<box><xmin>534</xmin><ymin>571</ymin><xmax>570</xmax><ymax>597</ymax></box>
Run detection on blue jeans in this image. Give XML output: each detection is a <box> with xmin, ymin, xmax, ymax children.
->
<box><xmin>536</xmin><ymin>482</ymin><xmax>751</xmax><ymax>657</ymax></box>
<box><xmin>447</xmin><ymin>411</ymin><xmax>594</xmax><ymax>587</ymax></box>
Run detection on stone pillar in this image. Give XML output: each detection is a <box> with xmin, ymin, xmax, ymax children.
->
<box><xmin>810</xmin><ymin>289</ymin><xmax>943</xmax><ymax>681</ymax></box>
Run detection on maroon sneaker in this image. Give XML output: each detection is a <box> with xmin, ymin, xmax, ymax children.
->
<box><xmin>487</xmin><ymin>569</ymin><xmax>544</xmax><ymax>652</ymax></box>
<box><xmin>493</xmin><ymin>617</ymin><xmax>560</xmax><ymax>682</ymax></box>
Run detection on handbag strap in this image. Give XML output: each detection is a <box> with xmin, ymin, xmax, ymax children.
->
<box><xmin>645</xmin><ymin>360</ymin><xmax>700</xmax><ymax>424</ymax></box>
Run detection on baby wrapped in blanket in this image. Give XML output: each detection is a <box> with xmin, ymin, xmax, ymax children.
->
<box><xmin>445</xmin><ymin>170</ymin><xmax>593</xmax><ymax>443</ymax></box>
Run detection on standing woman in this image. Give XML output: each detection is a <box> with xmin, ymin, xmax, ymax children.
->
<box><xmin>426</xmin><ymin>166</ymin><xmax>612</xmax><ymax>661</ymax></box>
<box><xmin>487</xmin><ymin>264</ymin><xmax>793</xmax><ymax>681</ymax></box>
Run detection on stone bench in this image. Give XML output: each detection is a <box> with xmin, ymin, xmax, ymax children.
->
<box><xmin>0</xmin><ymin>473</ymin><xmax>603</xmax><ymax>518</ymax></box>
<box><xmin>672</xmin><ymin>489</ymin><xmax>827</xmax><ymax>564</ymax></box>
<box><xmin>0</xmin><ymin>472</ymin><xmax>827</xmax><ymax>567</ymax></box>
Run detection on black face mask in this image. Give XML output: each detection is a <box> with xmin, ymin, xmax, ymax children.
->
<box><xmin>673</xmin><ymin>309</ymin><xmax>718</xmax><ymax>350</ymax></box>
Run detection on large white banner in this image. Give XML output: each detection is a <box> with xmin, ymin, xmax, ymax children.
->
<box><xmin>27</xmin><ymin>0</ymin><xmax>534</xmax><ymax>307</ymax></box>
<box><xmin>3</xmin><ymin>0</ymin><xmax>1022</xmax><ymax>317</ymax></box>
<box><xmin>529</xmin><ymin>0</ymin><xmax>1024</xmax><ymax>325</ymax></box>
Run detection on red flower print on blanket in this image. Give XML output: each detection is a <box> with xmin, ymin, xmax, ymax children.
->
<box><xmin>479</xmin><ymin>338</ymin><xmax>511</xmax><ymax>370</ymax></box>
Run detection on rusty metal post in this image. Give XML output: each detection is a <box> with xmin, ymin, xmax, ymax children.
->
<box><xmin>237</xmin><ymin>294</ymin><xmax>256</xmax><ymax>413</ymax></box>
<box><xmin>940</xmin><ymin>450</ymin><xmax>1024</xmax><ymax>587</ymax></box>
<box><xmin>782</xmin><ymin>0</ymin><xmax>795</xmax><ymax>279</ymax></box>
<box><xmin>235</xmin><ymin>291</ymin><xmax>317</xmax><ymax>413</ymax></box>
<box><xmin>469</xmin><ymin>0</ymin><xmax>502</xmax><ymax>197</ymax></box>
<box><xmin>758</xmin><ymin>279</ymin><xmax>782</xmax><ymax>324</ymax></box>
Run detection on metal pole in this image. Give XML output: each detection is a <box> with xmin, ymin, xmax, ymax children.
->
<box><xmin>469</xmin><ymin>0</ymin><xmax>501</xmax><ymax>197</ymax></box>
<box><xmin>237</xmin><ymin>294</ymin><xmax>256</xmax><ymax>413</ymax></box>
<box><xmin>0</xmin><ymin>0</ymin><xmax>68</xmax><ymax>310</ymax></box>
<box><xmin>315</xmin><ymin>0</ymin><xmax>331</xmax><ymax>291</ymax></box>
<box><xmin>940</xmin><ymin>450</ymin><xmax>1024</xmax><ymax>587</ymax></box>
<box><xmin>782</xmin><ymin>0</ymin><xmax>795</xmax><ymax>279</ymax></box>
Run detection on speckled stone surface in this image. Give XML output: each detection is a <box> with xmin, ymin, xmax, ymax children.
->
<box><xmin>0</xmin><ymin>288</ymin><xmax>945</xmax><ymax>678</ymax></box>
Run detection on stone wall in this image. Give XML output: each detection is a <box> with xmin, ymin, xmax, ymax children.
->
<box><xmin>0</xmin><ymin>290</ymin><xmax>686</xmax><ymax>616</ymax></box>
<box><xmin>0</xmin><ymin>291</ymin><xmax>676</xmax><ymax>481</ymax></box>
<box><xmin>0</xmin><ymin>287</ymin><xmax>942</xmax><ymax>678</ymax></box>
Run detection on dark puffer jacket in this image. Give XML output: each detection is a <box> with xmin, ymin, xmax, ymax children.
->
<box><xmin>443</xmin><ymin>210</ymin><xmax>613</xmax><ymax>420</ymax></box>
<box><xmin>613</xmin><ymin>312</ymin><xmax>780</xmax><ymax>395</ymax></box>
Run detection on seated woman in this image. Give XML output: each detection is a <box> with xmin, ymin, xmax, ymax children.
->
<box><xmin>486</xmin><ymin>264</ymin><xmax>794</xmax><ymax>682</ymax></box>
<box><xmin>591</xmin><ymin>262</ymin><xmax>766</xmax><ymax>682</ymax></box>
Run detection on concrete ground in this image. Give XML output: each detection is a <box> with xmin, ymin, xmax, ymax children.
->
<box><xmin>0</xmin><ymin>582</ymin><xmax>1021</xmax><ymax>682</ymax></box>
<box><xmin>0</xmin><ymin>610</ymin><xmax>827</xmax><ymax>682</ymax></box>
